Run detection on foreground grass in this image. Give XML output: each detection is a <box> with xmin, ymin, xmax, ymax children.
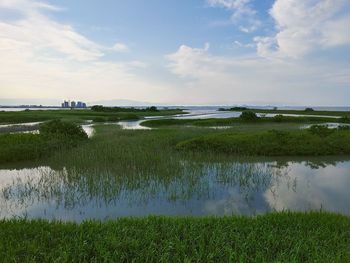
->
<box><xmin>0</xmin><ymin>212</ymin><xmax>349</xmax><ymax>262</ymax></box>
<box><xmin>177</xmin><ymin>127</ymin><xmax>350</xmax><ymax>156</ymax></box>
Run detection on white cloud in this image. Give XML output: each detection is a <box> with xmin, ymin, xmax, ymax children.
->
<box><xmin>166</xmin><ymin>43</ymin><xmax>350</xmax><ymax>105</ymax></box>
<box><xmin>255</xmin><ymin>0</ymin><xmax>350</xmax><ymax>58</ymax></box>
<box><xmin>207</xmin><ymin>0</ymin><xmax>260</xmax><ymax>32</ymax></box>
<box><xmin>0</xmin><ymin>0</ymin><xmax>103</xmax><ymax>61</ymax></box>
<box><xmin>234</xmin><ymin>40</ymin><xmax>254</xmax><ymax>48</ymax></box>
<box><xmin>0</xmin><ymin>0</ymin><xmax>173</xmax><ymax>103</ymax></box>
<box><xmin>112</xmin><ymin>42</ymin><xmax>129</xmax><ymax>53</ymax></box>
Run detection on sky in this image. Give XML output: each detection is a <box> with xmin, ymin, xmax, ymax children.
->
<box><xmin>0</xmin><ymin>0</ymin><xmax>349</xmax><ymax>106</ymax></box>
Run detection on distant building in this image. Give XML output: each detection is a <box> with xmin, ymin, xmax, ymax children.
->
<box><xmin>76</xmin><ymin>101</ymin><xmax>87</xmax><ymax>108</ymax></box>
<box><xmin>62</xmin><ymin>100</ymin><xmax>86</xmax><ymax>108</ymax></box>
<box><xmin>62</xmin><ymin>101</ymin><xmax>69</xmax><ymax>108</ymax></box>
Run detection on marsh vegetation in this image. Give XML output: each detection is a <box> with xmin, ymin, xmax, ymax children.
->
<box><xmin>0</xmin><ymin>120</ymin><xmax>88</xmax><ymax>163</ymax></box>
<box><xmin>1</xmin><ymin>212</ymin><xmax>349</xmax><ymax>262</ymax></box>
<box><xmin>1</xmin><ymin>108</ymin><xmax>350</xmax><ymax>262</ymax></box>
<box><xmin>0</xmin><ymin>108</ymin><xmax>183</xmax><ymax>124</ymax></box>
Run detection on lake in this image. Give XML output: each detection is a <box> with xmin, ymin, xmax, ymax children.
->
<box><xmin>0</xmin><ymin>158</ymin><xmax>349</xmax><ymax>221</ymax></box>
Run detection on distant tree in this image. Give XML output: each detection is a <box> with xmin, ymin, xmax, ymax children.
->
<box><xmin>305</xmin><ymin>107</ymin><xmax>314</xmax><ymax>112</ymax></box>
<box><xmin>147</xmin><ymin>106</ymin><xmax>158</xmax><ymax>112</ymax></box>
<box><xmin>91</xmin><ymin>105</ymin><xmax>104</xmax><ymax>112</ymax></box>
<box><xmin>230</xmin><ymin>107</ymin><xmax>248</xmax><ymax>111</ymax></box>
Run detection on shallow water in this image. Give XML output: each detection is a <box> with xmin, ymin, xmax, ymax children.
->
<box><xmin>300</xmin><ymin>123</ymin><xmax>350</xmax><ymax>129</ymax></box>
<box><xmin>81</xmin><ymin>124</ymin><xmax>95</xmax><ymax>137</ymax></box>
<box><xmin>118</xmin><ymin>120</ymin><xmax>152</xmax><ymax>130</ymax></box>
<box><xmin>118</xmin><ymin>109</ymin><xmax>345</xmax><ymax>130</ymax></box>
<box><xmin>0</xmin><ymin>159</ymin><xmax>349</xmax><ymax>221</ymax></box>
<box><xmin>174</xmin><ymin>110</ymin><xmax>241</xmax><ymax>119</ymax></box>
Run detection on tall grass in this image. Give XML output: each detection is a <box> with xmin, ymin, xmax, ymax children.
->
<box><xmin>0</xmin><ymin>212</ymin><xmax>349</xmax><ymax>262</ymax></box>
<box><xmin>142</xmin><ymin>115</ymin><xmax>350</xmax><ymax>128</ymax></box>
<box><xmin>2</xmin><ymin>125</ymin><xmax>342</xmax><ymax>207</ymax></box>
<box><xmin>177</xmin><ymin>127</ymin><xmax>350</xmax><ymax>156</ymax></box>
<box><xmin>0</xmin><ymin>120</ymin><xmax>88</xmax><ymax>163</ymax></box>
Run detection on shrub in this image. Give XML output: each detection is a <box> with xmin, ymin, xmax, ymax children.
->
<box><xmin>307</xmin><ymin>125</ymin><xmax>334</xmax><ymax>137</ymax></box>
<box><xmin>338</xmin><ymin>125</ymin><xmax>350</xmax><ymax>131</ymax></box>
<box><xmin>340</xmin><ymin>117</ymin><xmax>350</xmax><ymax>123</ymax></box>
<box><xmin>91</xmin><ymin>105</ymin><xmax>104</xmax><ymax>112</ymax></box>
<box><xmin>106</xmin><ymin>116</ymin><xmax>120</xmax><ymax>122</ymax></box>
<box><xmin>40</xmin><ymin>120</ymin><xmax>87</xmax><ymax>140</ymax></box>
<box><xmin>229</xmin><ymin>107</ymin><xmax>248</xmax><ymax>111</ymax></box>
<box><xmin>92</xmin><ymin>117</ymin><xmax>106</xmax><ymax>123</ymax></box>
<box><xmin>91</xmin><ymin>105</ymin><xmax>159</xmax><ymax>113</ymax></box>
<box><xmin>273</xmin><ymin>114</ymin><xmax>285</xmax><ymax>122</ymax></box>
<box><xmin>119</xmin><ymin>114</ymin><xmax>139</xmax><ymax>120</ymax></box>
<box><xmin>239</xmin><ymin>111</ymin><xmax>259</xmax><ymax>121</ymax></box>
<box><xmin>146</xmin><ymin>106</ymin><xmax>158</xmax><ymax>112</ymax></box>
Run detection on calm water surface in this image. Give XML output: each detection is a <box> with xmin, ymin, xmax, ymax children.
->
<box><xmin>0</xmin><ymin>159</ymin><xmax>349</xmax><ymax>221</ymax></box>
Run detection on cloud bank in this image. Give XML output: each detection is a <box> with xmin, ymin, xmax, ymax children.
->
<box><xmin>0</xmin><ymin>0</ymin><xmax>169</xmax><ymax>102</ymax></box>
<box><xmin>165</xmin><ymin>0</ymin><xmax>350</xmax><ymax>105</ymax></box>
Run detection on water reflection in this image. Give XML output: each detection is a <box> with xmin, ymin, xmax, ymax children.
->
<box><xmin>118</xmin><ymin>120</ymin><xmax>152</xmax><ymax>130</ymax></box>
<box><xmin>0</xmin><ymin>159</ymin><xmax>350</xmax><ymax>221</ymax></box>
<box><xmin>300</xmin><ymin>123</ymin><xmax>350</xmax><ymax>129</ymax></box>
<box><xmin>81</xmin><ymin>124</ymin><xmax>95</xmax><ymax>137</ymax></box>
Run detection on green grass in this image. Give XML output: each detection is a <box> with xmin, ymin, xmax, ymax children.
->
<box><xmin>3</xmin><ymin>121</ymin><xmax>350</xmax><ymax>166</ymax></box>
<box><xmin>225</xmin><ymin>107</ymin><xmax>350</xmax><ymax>117</ymax></box>
<box><xmin>142</xmin><ymin>115</ymin><xmax>350</xmax><ymax>128</ymax></box>
<box><xmin>1</xmin><ymin>124</ymin><xmax>350</xmax><ymax>262</ymax></box>
<box><xmin>0</xmin><ymin>109</ymin><xmax>184</xmax><ymax>124</ymax></box>
<box><xmin>176</xmin><ymin>127</ymin><xmax>350</xmax><ymax>156</ymax></box>
<box><xmin>3</xmin><ymin>124</ymin><xmax>348</xmax><ymax>208</ymax></box>
<box><xmin>0</xmin><ymin>120</ymin><xmax>88</xmax><ymax>164</ymax></box>
<box><xmin>0</xmin><ymin>212</ymin><xmax>349</xmax><ymax>262</ymax></box>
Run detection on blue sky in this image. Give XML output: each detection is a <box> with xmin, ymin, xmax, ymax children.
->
<box><xmin>0</xmin><ymin>0</ymin><xmax>350</xmax><ymax>106</ymax></box>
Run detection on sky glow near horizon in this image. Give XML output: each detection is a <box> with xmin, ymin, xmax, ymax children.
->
<box><xmin>0</xmin><ymin>0</ymin><xmax>349</xmax><ymax>106</ymax></box>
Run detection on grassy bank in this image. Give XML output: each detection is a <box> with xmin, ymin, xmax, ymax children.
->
<box><xmin>223</xmin><ymin>107</ymin><xmax>350</xmax><ymax>117</ymax></box>
<box><xmin>0</xmin><ymin>120</ymin><xmax>88</xmax><ymax>164</ymax></box>
<box><xmin>142</xmin><ymin>115</ymin><xmax>350</xmax><ymax>128</ymax></box>
<box><xmin>0</xmin><ymin>212</ymin><xmax>349</xmax><ymax>262</ymax></box>
<box><xmin>0</xmin><ymin>108</ymin><xmax>183</xmax><ymax>124</ymax></box>
<box><xmin>177</xmin><ymin>126</ymin><xmax>350</xmax><ymax>156</ymax></box>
